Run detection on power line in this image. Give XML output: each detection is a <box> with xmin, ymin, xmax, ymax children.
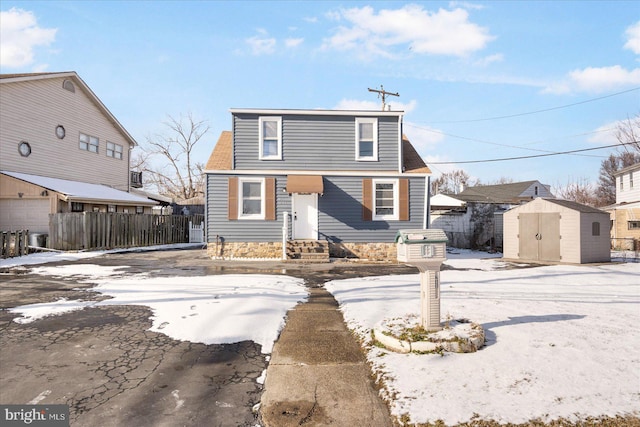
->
<box><xmin>428</xmin><ymin>141</ymin><xmax>638</xmax><ymax>164</ymax></box>
<box><xmin>405</xmin><ymin>122</ymin><xmax>613</xmax><ymax>157</ymax></box>
<box><xmin>425</xmin><ymin>87</ymin><xmax>640</xmax><ymax>124</ymax></box>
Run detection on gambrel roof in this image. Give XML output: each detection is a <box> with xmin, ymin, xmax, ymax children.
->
<box><xmin>205</xmin><ymin>130</ymin><xmax>430</xmax><ymax>174</ymax></box>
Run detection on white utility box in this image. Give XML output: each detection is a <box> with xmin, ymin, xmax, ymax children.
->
<box><xmin>396</xmin><ymin>229</ymin><xmax>448</xmax><ymax>331</ymax></box>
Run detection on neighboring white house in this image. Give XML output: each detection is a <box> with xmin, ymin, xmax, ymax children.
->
<box><xmin>602</xmin><ymin>162</ymin><xmax>640</xmax><ymax>250</ymax></box>
<box><xmin>504</xmin><ymin>198</ymin><xmax>610</xmax><ymax>264</ymax></box>
<box><xmin>430</xmin><ymin>180</ymin><xmax>553</xmax><ymax>250</ymax></box>
<box><xmin>0</xmin><ymin>72</ymin><xmax>155</xmax><ymax>235</ymax></box>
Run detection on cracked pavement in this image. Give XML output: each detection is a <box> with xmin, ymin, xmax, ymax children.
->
<box><xmin>0</xmin><ymin>248</ymin><xmax>416</xmax><ymax>426</ymax></box>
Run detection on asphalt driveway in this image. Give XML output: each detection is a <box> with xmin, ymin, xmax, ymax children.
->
<box><xmin>0</xmin><ymin>248</ymin><xmax>414</xmax><ymax>426</ymax></box>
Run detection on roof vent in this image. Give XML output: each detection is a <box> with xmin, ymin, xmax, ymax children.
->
<box><xmin>62</xmin><ymin>79</ymin><xmax>75</xmax><ymax>93</ymax></box>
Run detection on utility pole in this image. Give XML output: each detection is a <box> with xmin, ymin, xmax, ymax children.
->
<box><xmin>368</xmin><ymin>85</ymin><xmax>399</xmax><ymax>111</ymax></box>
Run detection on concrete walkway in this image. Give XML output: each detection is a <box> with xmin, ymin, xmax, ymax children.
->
<box><xmin>260</xmin><ymin>286</ymin><xmax>393</xmax><ymax>427</ymax></box>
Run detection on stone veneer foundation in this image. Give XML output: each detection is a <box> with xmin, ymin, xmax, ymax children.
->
<box><xmin>207</xmin><ymin>240</ymin><xmax>397</xmax><ymax>262</ymax></box>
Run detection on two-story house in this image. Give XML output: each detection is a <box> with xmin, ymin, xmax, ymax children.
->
<box><xmin>204</xmin><ymin>108</ymin><xmax>431</xmax><ymax>261</ymax></box>
<box><xmin>604</xmin><ymin>162</ymin><xmax>640</xmax><ymax>250</ymax></box>
<box><xmin>0</xmin><ymin>72</ymin><xmax>156</xmax><ymax>235</ymax></box>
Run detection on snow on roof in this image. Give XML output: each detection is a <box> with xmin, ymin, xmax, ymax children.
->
<box><xmin>2</xmin><ymin>171</ymin><xmax>156</xmax><ymax>205</ymax></box>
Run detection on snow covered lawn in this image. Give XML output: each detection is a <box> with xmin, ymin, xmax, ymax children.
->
<box><xmin>9</xmin><ymin>264</ymin><xmax>307</xmax><ymax>354</ymax></box>
<box><xmin>325</xmin><ymin>252</ymin><xmax>640</xmax><ymax>425</ymax></box>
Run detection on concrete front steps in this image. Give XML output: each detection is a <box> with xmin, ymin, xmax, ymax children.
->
<box><xmin>286</xmin><ymin>239</ymin><xmax>330</xmax><ymax>263</ymax></box>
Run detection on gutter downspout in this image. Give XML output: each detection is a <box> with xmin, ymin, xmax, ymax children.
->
<box><xmin>425</xmin><ymin>176</ymin><xmax>431</xmax><ymax>229</ymax></box>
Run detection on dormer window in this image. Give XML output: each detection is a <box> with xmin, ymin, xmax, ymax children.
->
<box><xmin>259</xmin><ymin>116</ymin><xmax>282</xmax><ymax>160</ymax></box>
<box><xmin>355</xmin><ymin>117</ymin><xmax>378</xmax><ymax>161</ymax></box>
<box><xmin>62</xmin><ymin>79</ymin><xmax>75</xmax><ymax>93</ymax></box>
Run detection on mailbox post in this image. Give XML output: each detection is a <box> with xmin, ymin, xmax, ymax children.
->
<box><xmin>396</xmin><ymin>229</ymin><xmax>448</xmax><ymax>331</ymax></box>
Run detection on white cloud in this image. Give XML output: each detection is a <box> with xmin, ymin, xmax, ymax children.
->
<box><xmin>569</xmin><ymin>66</ymin><xmax>640</xmax><ymax>92</ymax></box>
<box><xmin>624</xmin><ymin>20</ymin><xmax>640</xmax><ymax>54</ymax></box>
<box><xmin>285</xmin><ymin>38</ymin><xmax>304</xmax><ymax>48</ymax></box>
<box><xmin>473</xmin><ymin>53</ymin><xmax>503</xmax><ymax>67</ymax></box>
<box><xmin>448</xmin><ymin>1</ymin><xmax>485</xmax><ymax>11</ymax></box>
<box><xmin>246</xmin><ymin>33</ymin><xmax>276</xmax><ymax>55</ymax></box>
<box><xmin>404</xmin><ymin>121</ymin><xmax>445</xmax><ymax>154</ymax></box>
<box><xmin>543</xmin><ymin>65</ymin><xmax>640</xmax><ymax>94</ymax></box>
<box><xmin>588</xmin><ymin>120</ymin><xmax>628</xmax><ymax>145</ymax></box>
<box><xmin>0</xmin><ymin>7</ymin><xmax>57</xmax><ymax>68</ymax></box>
<box><xmin>322</xmin><ymin>5</ymin><xmax>494</xmax><ymax>59</ymax></box>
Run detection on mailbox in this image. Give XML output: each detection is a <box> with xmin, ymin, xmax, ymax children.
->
<box><xmin>396</xmin><ymin>229</ymin><xmax>448</xmax><ymax>331</ymax></box>
<box><xmin>396</xmin><ymin>229</ymin><xmax>447</xmax><ymax>268</ymax></box>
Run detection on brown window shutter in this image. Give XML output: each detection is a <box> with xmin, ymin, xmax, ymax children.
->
<box><xmin>399</xmin><ymin>179</ymin><xmax>409</xmax><ymax>221</ymax></box>
<box><xmin>265</xmin><ymin>177</ymin><xmax>276</xmax><ymax>220</ymax></box>
<box><xmin>362</xmin><ymin>178</ymin><xmax>372</xmax><ymax>221</ymax></box>
<box><xmin>228</xmin><ymin>177</ymin><xmax>238</xmax><ymax>220</ymax></box>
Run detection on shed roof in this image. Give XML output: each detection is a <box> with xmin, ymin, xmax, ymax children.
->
<box><xmin>542</xmin><ymin>198</ymin><xmax>608</xmax><ymax>214</ymax></box>
<box><xmin>2</xmin><ymin>171</ymin><xmax>156</xmax><ymax>205</ymax></box>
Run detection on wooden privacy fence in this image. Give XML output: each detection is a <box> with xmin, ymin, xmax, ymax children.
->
<box><xmin>49</xmin><ymin>213</ymin><xmax>204</xmax><ymax>251</ymax></box>
<box><xmin>0</xmin><ymin>230</ymin><xmax>29</xmax><ymax>259</ymax></box>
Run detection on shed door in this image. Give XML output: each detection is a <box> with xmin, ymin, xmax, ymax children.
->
<box><xmin>538</xmin><ymin>213</ymin><xmax>560</xmax><ymax>262</ymax></box>
<box><xmin>518</xmin><ymin>213</ymin><xmax>560</xmax><ymax>262</ymax></box>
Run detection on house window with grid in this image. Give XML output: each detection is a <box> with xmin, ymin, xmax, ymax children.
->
<box><xmin>71</xmin><ymin>202</ymin><xmax>84</xmax><ymax>212</ymax></box>
<box><xmin>629</xmin><ymin>221</ymin><xmax>640</xmax><ymax>230</ymax></box>
<box><xmin>355</xmin><ymin>118</ymin><xmax>378</xmax><ymax>161</ymax></box>
<box><xmin>108</xmin><ymin>205</ymin><xmax>116</xmax><ymax>213</ymax></box>
<box><xmin>79</xmin><ymin>133</ymin><xmax>99</xmax><ymax>153</ymax></box>
<box><xmin>107</xmin><ymin>141</ymin><xmax>123</xmax><ymax>159</ymax></box>
<box><xmin>373</xmin><ymin>179</ymin><xmax>398</xmax><ymax>220</ymax></box>
<box><xmin>239</xmin><ymin>178</ymin><xmax>265</xmax><ymax>219</ymax></box>
<box><xmin>136</xmin><ymin>206</ymin><xmax>144</xmax><ymax>214</ymax></box>
<box><xmin>259</xmin><ymin>117</ymin><xmax>282</xmax><ymax>160</ymax></box>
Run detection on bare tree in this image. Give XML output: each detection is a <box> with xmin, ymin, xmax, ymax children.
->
<box><xmin>593</xmin><ymin>116</ymin><xmax>640</xmax><ymax>206</ymax></box>
<box><xmin>141</xmin><ymin>112</ymin><xmax>210</xmax><ymax>200</ymax></box>
<box><xmin>616</xmin><ymin>113</ymin><xmax>640</xmax><ymax>154</ymax></box>
<box><xmin>431</xmin><ymin>169</ymin><xmax>475</xmax><ymax>194</ymax></box>
<box><xmin>555</xmin><ymin>177</ymin><xmax>599</xmax><ymax>207</ymax></box>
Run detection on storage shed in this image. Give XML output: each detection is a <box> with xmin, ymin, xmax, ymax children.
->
<box><xmin>503</xmin><ymin>198</ymin><xmax>610</xmax><ymax>264</ymax></box>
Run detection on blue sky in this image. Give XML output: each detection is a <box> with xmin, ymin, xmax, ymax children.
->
<box><xmin>1</xmin><ymin>1</ymin><xmax>639</xmax><ymax>190</ymax></box>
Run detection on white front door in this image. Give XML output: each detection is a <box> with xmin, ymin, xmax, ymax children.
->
<box><xmin>292</xmin><ymin>193</ymin><xmax>318</xmax><ymax>240</ymax></box>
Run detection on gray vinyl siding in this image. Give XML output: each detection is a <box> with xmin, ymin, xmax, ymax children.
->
<box><xmin>233</xmin><ymin>113</ymin><xmax>400</xmax><ymax>171</ymax></box>
<box><xmin>207</xmin><ymin>173</ymin><xmax>425</xmax><ymax>243</ymax></box>
<box><xmin>319</xmin><ymin>176</ymin><xmax>425</xmax><ymax>243</ymax></box>
<box><xmin>207</xmin><ymin>174</ymin><xmax>290</xmax><ymax>242</ymax></box>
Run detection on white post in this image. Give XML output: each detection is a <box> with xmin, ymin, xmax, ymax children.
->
<box><xmin>282</xmin><ymin>212</ymin><xmax>289</xmax><ymax>260</ymax></box>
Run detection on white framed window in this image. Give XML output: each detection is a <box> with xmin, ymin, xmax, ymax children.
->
<box><xmin>106</xmin><ymin>141</ymin><xmax>123</xmax><ymax>159</ymax></box>
<box><xmin>79</xmin><ymin>132</ymin><xmax>99</xmax><ymax>153</ymax></box>
<box><xmin>136</xmin><ymin>206</ymin><xmax>144</xmax><ymax>214</ymax></box>
<box><xmin>259</xmin><ymin>116</ymin><xmax>282</xmax><ymax>160</ymax></box>
<box><xmin>373</xmin><ymin>179</ymin><xmax>398</xmax><ymax>220</ymax></box>
<box><xmin>630</xmin><ymin>173</ymin><xmax>634</xmax><ymax>189</ymax></box>
<box><xmin>239</xmin><ymin>177</ymin><xmax>265</xmax><ymax>219</ymax></box>
<box><xmin>355</xmin><ymin>117</ymin><xmax>378</xmax><ymax>161</ymax></box>
<box><xmin>108</xmin><ymin>205</ymin><xmax>116</xmax><ymax>213</ymax></box>
<box><xmin>71</xmin><ymin>202</ymin><xmax>84</xmax><ymax>212</ymax></box>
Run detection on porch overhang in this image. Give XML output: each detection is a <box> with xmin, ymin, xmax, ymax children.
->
<box><xmin>286</xmin><ymin>175</ymin><xmax>324</xmax><ymax>194</ymax></box>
